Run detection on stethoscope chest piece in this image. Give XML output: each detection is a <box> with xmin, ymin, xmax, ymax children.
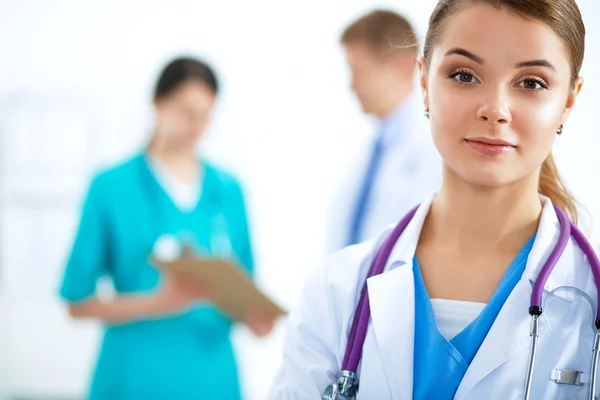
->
<box><xmin>321</xmin><ymin>382</ymin><xmax>338</xmax><ymax>400</ymax></box>
<box><xmin>322</xmin><ymin>371</ymin><xmax>358</xmax><ymax>400</ymax></box>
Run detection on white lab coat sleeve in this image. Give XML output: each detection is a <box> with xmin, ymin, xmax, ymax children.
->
<box><xmin>267</xmin><ymin>263</ymin><xmax>341</xmax><ymax>399</ymax></box>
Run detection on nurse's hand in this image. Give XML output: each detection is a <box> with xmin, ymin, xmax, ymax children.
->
<box><xmin>243</xmin><ymin>308</ymin><xmax>275</xmax><ymax>337</ymax></box>
<box><xmin>155</xmin><ymin>274</ymin><xmax>211</xmax><ymax>315</ymax></box>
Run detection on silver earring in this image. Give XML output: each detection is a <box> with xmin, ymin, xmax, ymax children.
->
<box><xmin>424</xmin><ymin>109</ymin><xmax>430</xmax><ymax>120</ymax></box>
<box><xmin>557</xmin><ymin>124</ymin><xmax>564</xmax><ymax>135</ymax></box>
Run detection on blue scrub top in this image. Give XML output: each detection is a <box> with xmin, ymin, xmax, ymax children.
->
<box><xmin>412</xmin><ymin>235</ymin><xmax>535</xmax><ymax>400</ymax></box>
<box><xmin>60</xmin><ymin>153</ymin><xmax>254</xmax><ymax>400</ymax></box>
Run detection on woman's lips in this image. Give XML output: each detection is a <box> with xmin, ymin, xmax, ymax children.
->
<box><xmin>464</xmin><ymin>138</ymin><xmax>516</xmax><ymax>156</ymax></box>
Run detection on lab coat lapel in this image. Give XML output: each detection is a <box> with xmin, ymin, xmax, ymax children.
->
<box><xmin>455</xmin><ymin>197</ymin><xmax>567</xmax><ymax>399</ymax></box>
<box><xmin>453</xmin><ymin>278</ymin><xmax>551</xmax><ymax>399</ymax></box>
<box><xmin>367</xmin><ymin>261</ymin><xmax>415</xmax><ymax>400</ymax></box>
<box><xmin>362</xmin><ymin>195</ymin><xmax>435</xmax><ymax>399</ymax></box>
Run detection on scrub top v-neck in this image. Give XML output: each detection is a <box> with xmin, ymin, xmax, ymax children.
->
<box><xmin>412</xmin><ymin>235</ymin><xmax>536</xmax><ymax>399</ymax></box>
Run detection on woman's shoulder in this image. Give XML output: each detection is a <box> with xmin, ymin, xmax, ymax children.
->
<box><xmin>566</xmin><ymin>232</ymin><xmax>600</xmax><ymax>304</ymax></box>
<box><xmin>80</xmin><ymin>154</ymin><xmax>146</xmax><ymax>207</ymax></box>
<box><xmin>91</xmin><ymin>154</ymin><xmax>144</xmax><ymax>187</ymax></box>
<box><xmin>307</xmin><ymin>227</ymin><xmax>394</xmax><ymax>308</ymax></box>
<box><xmin>202</xmin><ymin>160</ymin><xmax>245</xmax><ymax>197</ymax></box>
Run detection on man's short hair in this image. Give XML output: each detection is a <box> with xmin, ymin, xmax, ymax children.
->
<box><xmin>341</xmin><ymin>9</ymin><xmax>419</xmax><ymax>56</ymax></box>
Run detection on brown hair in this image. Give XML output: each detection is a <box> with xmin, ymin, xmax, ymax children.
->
<box><xmin>149</xmin><ymin>57</ymin><xmax>218</xmax><ymax>149</ymax></box>
<box><xmin>341</xmin><ymin>9</ymin><xmax>419</xmax><ymax>56</ymax></box>
<box><xmin>154</xmin><ymin>57</ymin><xmax>219</xmax><ymax>99</ymax></box>
<box><xmin>423</xmin><ymin>0</ymin><xmax>585</xmax><ymax>223</ymax></box>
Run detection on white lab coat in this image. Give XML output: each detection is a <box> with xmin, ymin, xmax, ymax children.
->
<box><xmin>269</xmin><ymin>195</ymin><xmax>599</xmax><ymax>399</ymax></box>
<box><xmin>327</xmin><ymin>95</ymin><xmax>442</xmax><ymax>253</ymax></box>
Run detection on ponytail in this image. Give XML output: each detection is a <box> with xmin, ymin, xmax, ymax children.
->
<box><xmin>539</xmin><ymin>153</ymin><xmax>578</xmax><ymax>224</ymax></box>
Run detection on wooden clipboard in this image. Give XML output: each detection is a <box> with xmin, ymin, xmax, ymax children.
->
<box><xmin>150</xmin><ymin>253</ymin><xmax>287</xmax><ymax>324</ymax></box>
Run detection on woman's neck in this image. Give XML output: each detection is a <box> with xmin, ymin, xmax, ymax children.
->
<box><xmin>423</xmin><ymin>167</ymin><xmax>542</xmax><ymax>252</ymax></box>
<box><xmin>148</xmin><ymin>138</ymin><xmax>199</xmax><ymax>183</ymax></box>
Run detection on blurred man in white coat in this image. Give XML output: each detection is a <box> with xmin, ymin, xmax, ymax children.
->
<box><xmin>328</xmin><ymin>9</ymin><xmax>442</xmax><ymax>251</ymax></box>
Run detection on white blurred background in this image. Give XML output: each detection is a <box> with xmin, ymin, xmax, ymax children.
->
<box><xmin>0</xmin><ymin>0</ymin><xmax>598</xmax><ymax>399</ymax></box>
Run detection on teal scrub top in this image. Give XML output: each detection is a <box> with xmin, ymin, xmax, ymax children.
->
<box><xmin>60</xmin><ymin>153</ymin><xmax>254</xmax><ymax>400</ymax></box>
<box><xmin>412</xmin><ymin>235</ymin><xmax>535</xmax><ymax>399</ymax></box>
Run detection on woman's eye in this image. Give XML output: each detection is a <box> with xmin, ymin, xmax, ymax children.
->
<box><xmin>519</xmin><ymin>78</ymin><xmax>548</xmax><ymax>91</ymax></box>
<box><xmin>450</xmin><ymin>71</ymin><xmax>478</xmax><ymax>84</ymax></box>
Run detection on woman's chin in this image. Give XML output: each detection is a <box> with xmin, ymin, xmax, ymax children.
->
<box><xmin>455</xmin><ymin>167</ymin><xmax>516</xmax><ymax>188</ymax></box>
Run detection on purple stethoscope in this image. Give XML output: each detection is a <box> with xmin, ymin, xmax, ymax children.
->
<box><xmin>322</xmin><ymin>205</ymin><xmax>600</xmax><ymax>400</ymax></box>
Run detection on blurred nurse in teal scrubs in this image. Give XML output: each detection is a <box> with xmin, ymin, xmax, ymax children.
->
<box><xmin>60</xmin><ymin>57</ymin><xmax>261</xmax><ymax>399</ymax></box>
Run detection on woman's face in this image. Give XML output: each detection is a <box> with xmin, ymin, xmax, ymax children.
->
<box><xmin>420</xmin><ymin>4</ymin><xmax>583</xmax><ymax>188</ymax></box>
<box><xmin>153</xmin><ymin>80</ymin><xmax>216</xmax><ymax>149</ymax></box>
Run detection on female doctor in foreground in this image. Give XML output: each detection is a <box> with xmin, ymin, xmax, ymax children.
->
<box><xmin>269</xmin><ymin>0</ymin><xmax>599</xmax><ymax>399</ymax></box>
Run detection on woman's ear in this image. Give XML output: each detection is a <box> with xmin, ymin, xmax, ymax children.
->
<box><xmin>560</xmin><ymin>76</ymin><xmax>584</xmax><ymax>126</ymax></box>
<box><xmin>152</xmin><ymin>97</ymin><xmax>161</xmax><ymax>114</ymax></box>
